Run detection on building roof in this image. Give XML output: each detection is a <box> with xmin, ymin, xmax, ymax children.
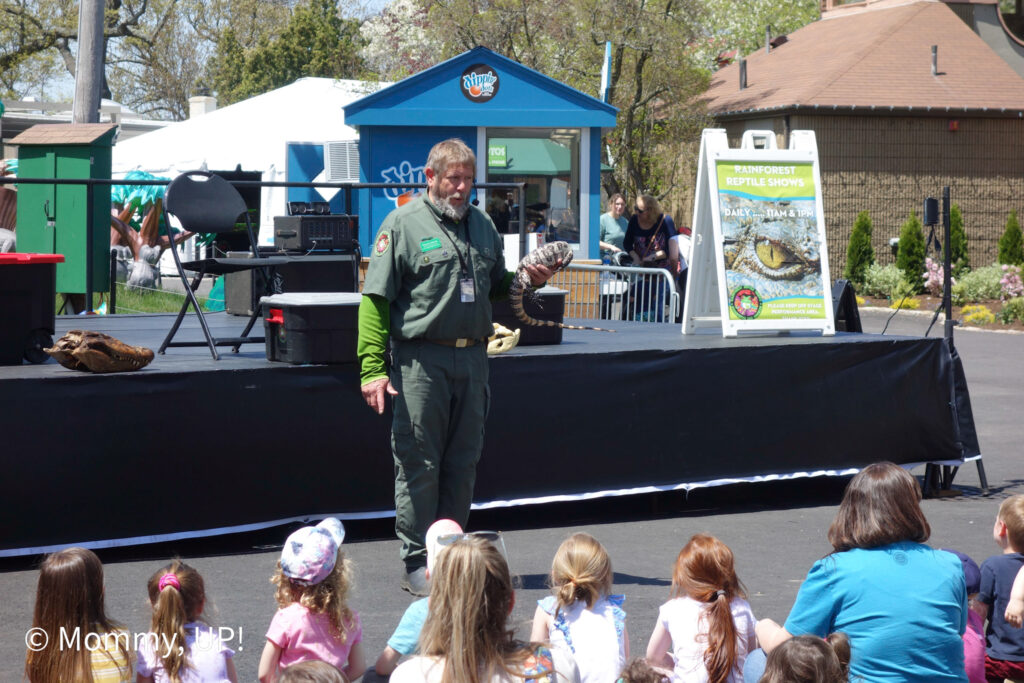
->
<box><xmin>11</xmin><ymin>123</ymin><xmax>117</xmax><ymax>145</ymax></box>
<box><xmin>702</xmin><ymin>0</ymin><xmax>1024</xmax><ymax>117</ymax></box>
<box><xmin>344</xmin><ymin>46</ymin><xmax>617</xmax><ymax>129</ymax></box>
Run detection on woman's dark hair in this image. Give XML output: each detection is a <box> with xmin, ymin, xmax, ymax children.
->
<box><xmin>827</xmin><ymin>462</ymin><xmax>930</xmax><ymax>552</ymax></box>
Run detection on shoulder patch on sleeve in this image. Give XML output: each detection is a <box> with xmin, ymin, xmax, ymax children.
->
<box><xmin>374</xmin><ymin>232</ymin><xmax>391</xmax><ymax>256</ymax></box>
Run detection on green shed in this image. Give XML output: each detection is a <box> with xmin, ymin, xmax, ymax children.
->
<box><xmin>12</xmin><ymin>123</ymin><xmax>116</xmax><ymax>296</ymax></box>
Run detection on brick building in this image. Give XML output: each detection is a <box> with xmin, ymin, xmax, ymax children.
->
<box><xmin>700</xmin><ymin>0</ymin><xmax>1024</xmax><ymax>274</ymax></box>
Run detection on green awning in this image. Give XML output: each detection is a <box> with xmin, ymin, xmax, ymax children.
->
<box><xmin>488</xmin><ymin>137</ymin><xmax>613</xmax><ymax>175</ymax></box>
<box><xmin>487</xmin><ymin>138</ymin><xmax>570</xmax><ymax>176</ymax></box>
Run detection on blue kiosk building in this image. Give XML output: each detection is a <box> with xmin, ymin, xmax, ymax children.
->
<box><xmin>344</xmin><ymin>47</ymin><xmax>617</xmax><ymax>263</ymax></box>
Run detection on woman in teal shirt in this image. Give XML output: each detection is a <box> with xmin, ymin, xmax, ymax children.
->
<box><xmin>599</xmin><ymin>193</ymin><xmax>627</xmax><ymax>257</ymax></box>
<box><xmin>748</xmin><ymin>462</ymin><xmax>968</xmax><ymax>683</ymax></box>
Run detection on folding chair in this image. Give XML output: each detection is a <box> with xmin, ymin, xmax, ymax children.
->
<box><xmin>159</xmin><ymin>171</ymin><xmax>287</xmax><ymax>359</ymax></box>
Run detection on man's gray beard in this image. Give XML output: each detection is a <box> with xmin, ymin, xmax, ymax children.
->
<box><xmin>431</xmin><ymin>195</ymin><xmax>469</xmax><ymax>221</ymax></box>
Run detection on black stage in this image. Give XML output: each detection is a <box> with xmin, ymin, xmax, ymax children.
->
<box><xmin>0</xmin><ymin>312</ymin><xmax>979</xmax><ymax>556</ymax></box>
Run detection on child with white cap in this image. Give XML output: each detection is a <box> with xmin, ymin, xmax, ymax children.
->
<box><xmin>258</xmin><ymin>518</ymin><xmax>365</xmax><ymax>683</ymax></box>
<box><xmin>373</xmin><ymin>518</ymin><xmax>464</xmax><ymax>677</ymax></box>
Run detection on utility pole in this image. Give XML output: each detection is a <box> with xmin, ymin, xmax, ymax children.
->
<box><xmin>73</xmin><ymin>0</ymin><xmax>105</xmax><ymax>124</ymax></box>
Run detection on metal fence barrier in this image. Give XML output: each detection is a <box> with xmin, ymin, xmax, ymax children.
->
<box><xmin>548</xmin><ymin>262</ymin><xmax>680</xmax><ymax>323</ymax></box>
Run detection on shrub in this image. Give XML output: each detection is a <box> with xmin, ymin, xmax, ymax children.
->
<box><xmin>844</xmin><ymin>210</ymin><xmax>875</xmax><ymax>286</ymax></box>
<box><xmin>961</xmin><ymin>304</ymin><xmax>995</xmax><ymax>326</ymax></box>
<box><xmin>948</xmin><ymin>203</ymin><xmax>969</xmax><ymax>276</ymax></box>
<box><xmin>1000</xmin><ymin>264</ymin><xmax>1023</xmax><ymax>301</ymax></box>
<box><xmin>955</xmin><ymin>265</ymin><xmax>1004</xmax><ymax>302</ymax></box>
<box><xmin>890</xmin><ymin>279</ymin><xmax>919</xmax><ymax>308</ymax></box>
<box><xmin>923</xmin><ymin>257</ymin><xmax>954</xmax><ymax>296</ymax></box>
<box><xmin>999</xmin><ymin>297</ymin><xmax>1024</xmax><ymax>324</ymax></box>
<box><xmin>861</xmin><ymin>263</ymin><xmax>904</xmax><ymax>298</ymax></box>
<box><xmin>896</xmin><ymin>211</ymin><xmax>926</xmax><ymax>293</ymax></box>
<box><xmin>998</xmin><ymin>209</ymin><xmax>1024</xmax><ymax>266</ymax></box>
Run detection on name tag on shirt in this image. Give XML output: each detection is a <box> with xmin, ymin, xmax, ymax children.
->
<box><xmin>420</xmin><ymin>237</ymin><xmax>443</xmax><ymax>252</ymax></box>
<box><xmin>460</xmin><ymin>278</ymin><xmax>475</xmax><ymax>303</ymax></box>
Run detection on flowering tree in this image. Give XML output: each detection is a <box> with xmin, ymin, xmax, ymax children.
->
<box><xmin>923</xmin><ymin>257</ymin><xmax>954</xmax><ymax>297</ymax></box>
<box><xmin>360</xmin><ymin>0</ymin><xmax>436</xmax><ymax>81</ymax></box>
<box><xmin>696</xmin><ymin>0</ymin><xmax>819</xmax><ymax>68</ymax></box>
<box><xmin>1001</xmin><ymin>264</ymin><xmax>1023</xmax><ymax>301</ymax></box>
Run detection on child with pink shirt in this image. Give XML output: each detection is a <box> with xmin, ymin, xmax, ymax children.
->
<box><xmin>258</xmin><ymin>518</ymin><xmax>365</xmax><ymax>683</ymax></box>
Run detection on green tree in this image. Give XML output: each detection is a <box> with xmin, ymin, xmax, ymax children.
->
<box><xmin>947</xmin><ymin>203</ymin><xmax>969</xmax><ymax>276</ymax></box>
<box><xmin>697</xmin><ymin>0</ymin><xmax>819</xmax><ymax>69</ymax></box>
<box><xmin>843</xmin><ymin>210</ymin><xmax>875</xmax><ymax>287</ymax></box>
<box><xmin>896</xmin><ymin>211</ymin><xmax>926</xmax><ymax>294</ymax></box>
<box><xmin>0</xmin><ymin>0</ymin><xmax>298</xmax><ymax>118</ymax></box>
<box><xmin>209</xmin><ymin>0</ymin><xmax>365</xmax><ymax>107</ymax></box>
<box><xmin>998</xmin><ymin>209</ymin><xmax>1024</xmax><ymax>266</ymax></box>
<box><xmin>420</xmin><ymin>0</ymin><xmax>711</xmax><ymax>203</ymax></box>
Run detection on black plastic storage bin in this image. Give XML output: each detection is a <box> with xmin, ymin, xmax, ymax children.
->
<box><xmin>492</xmin><ymin>286</ymin><xmax>568</xmax><ymax>345</ymax></box>
<box><xmin>0</xmin><ymin>253</ymin><xmax>64</xmax><ymax>365</ymax></box>
<box><xmin>261</xmin><ymin>292</ymin><xmax>361</xmax><ymax>364</ymax></box>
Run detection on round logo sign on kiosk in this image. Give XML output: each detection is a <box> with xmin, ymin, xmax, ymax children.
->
<box><xmin>460</xmin><ymin>64</ymin><xmax>499</xmax><ymax>102</ymax></box>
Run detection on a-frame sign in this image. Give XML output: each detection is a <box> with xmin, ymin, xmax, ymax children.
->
<box><xmin>683</xmin><ymin>129</ymin><xmax>835</xmax><ymax>337</ymax></box>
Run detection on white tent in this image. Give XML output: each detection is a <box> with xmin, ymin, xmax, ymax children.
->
<box><xmin>112</xmin><ymin>77</ymin><xmax>383</xmax><ymax>243</ymax></box>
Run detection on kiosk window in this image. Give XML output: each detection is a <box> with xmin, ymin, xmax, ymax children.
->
<box><xmin>485</xmin><ymin>128</ymin><xmax>581</xmax><ymax>248</ymax></box>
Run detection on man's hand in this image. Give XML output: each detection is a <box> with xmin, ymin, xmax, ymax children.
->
<box><xmin>362</xmin><ymin>377</ymin><xmax>398</xmax><ymax>415</ymax></box>
<box><xmin>525</xmin><ymin>260</ymin><xmax>560</xmax><ymax>287</ymax></box>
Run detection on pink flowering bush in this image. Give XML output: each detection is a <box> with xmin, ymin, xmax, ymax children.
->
<box><xmin>1000</xmin><ymin>264</ymin><xmax>1024</xmax><ymax>301</ymax></box>
<box><xmin>923</xmin><ymin>258</ymin><xmax>954</xmax><ymax>296</ymax></box>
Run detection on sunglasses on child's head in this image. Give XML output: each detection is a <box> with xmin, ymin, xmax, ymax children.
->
<box><xmin>436</xmin><ymin>530</ymin><xmax>508</xmax><ymax>561</ymax></box>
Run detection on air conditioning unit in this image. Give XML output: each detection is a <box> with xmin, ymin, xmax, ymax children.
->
<box><xmin>324</xmin><ymin>140</ymin><xmax>359</xmax><ymax>182</ymax></box>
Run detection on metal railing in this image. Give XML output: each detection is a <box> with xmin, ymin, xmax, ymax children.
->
<box><xmin>550</xmin><ymin>262</ymin><xmax>680</xmax><ymax>323</ymax></box>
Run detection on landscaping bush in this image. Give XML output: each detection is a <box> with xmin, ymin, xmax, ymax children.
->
<box><xmin>861</xmin><ymin>263</ymin><xmax>903</xmax><ymax>298</ymax></box>
<box><xmin>1001</xmin><ymin>264</ymin><xmax>1023</xmax><ymax>301</ymax></box>
<box><xmin>961</xmin><ymin>304</ymin><xmax>996</xmax><ymax>326</ymax></box>
<box><xmin>954</xmin><ymin>265</ymin><xmax>1004</xmax><ymax>303</ymax></box>
<box><xmin>999</xmin><ymin>297</ymin><xmax>1024</xmax><ymax>324</ymax></box>
<box><xmin>948</xmin><ymin>203</ymin><xmax>969</xmax><ymax>276</ymax></box>
<box><xmin>896</xmin><ymin>211</ymin><xmax>926</xmax><ymax>293</ymax></box>
<box><xmin>998</xmin><ymin>209</ymin><xmax>1024</xmax><ymax>266</ymax></box>
<box><xmin>923</xmin><ymin>257</ymin><xmax>954</xmax><ymax>297</ymax></box>
<box><xmin>844</xmin><ymin>210</ymin><xmax>875</xmax><ymax>287</ymax></box>
<box><xmin>890</xmin><ymin>279</ymin><xmax>919</xmax><ymax>308</ymax></box>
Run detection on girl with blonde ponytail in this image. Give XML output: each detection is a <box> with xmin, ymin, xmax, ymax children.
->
<box><xmin>136</xmin><ymin>560</ymin><xmax>237</xmax><ymax>683</ymax></box>
<box><xmin>530</xmin><ymin>533</ymin><xmax>628</xmax><ymax>683</ymax></box>
<box><xmin>645</xmin><ymin>534</ymin><xmax>757</xmax><ymax>683</ymax></box>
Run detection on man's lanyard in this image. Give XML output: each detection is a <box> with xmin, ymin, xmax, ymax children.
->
<box><xmin>429</xmin><ymin>210</ymin><xmax>472</xmax><ymax>277</ymax></box>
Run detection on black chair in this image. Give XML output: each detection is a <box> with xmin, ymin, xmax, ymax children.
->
<box><xmin>159</xmin><ymin>171</ymin><xmax>287</xmax><ymax>359</ymax></box>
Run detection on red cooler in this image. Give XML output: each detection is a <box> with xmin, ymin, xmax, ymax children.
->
<box><xmin>0</xmin><ymin>253</ymin><xmax>64</xmax><ymax>364</ymax></box>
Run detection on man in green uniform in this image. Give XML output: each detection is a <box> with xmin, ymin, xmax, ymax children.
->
<box><xmin>358</xmin><ymin>138</ymin><xmax>556</xmax><ymax>595</ymax></box>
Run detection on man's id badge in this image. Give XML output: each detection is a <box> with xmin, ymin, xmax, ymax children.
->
<box><xmin>460</xmin><ymin>278</ymin><xmax>475</xmax><ymax>303</ymax></box>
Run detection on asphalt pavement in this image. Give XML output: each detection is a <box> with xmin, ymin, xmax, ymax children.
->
<box><xmin>1</xmin><ymin>307</ymin><xmax>1020</xmax><ymax>682</ymax></box>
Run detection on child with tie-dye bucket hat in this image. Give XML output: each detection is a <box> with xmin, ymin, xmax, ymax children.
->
<box><xmin>258</xmin><ymin>518</ymin><xmax>365</xmax><ymax>683</ymax></box>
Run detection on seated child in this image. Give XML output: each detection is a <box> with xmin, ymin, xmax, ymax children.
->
<box><xmin>977</xmin><ymin>495</ymin><xmax>1024</xmax><ymax>682</ymax></box>
<box><xmin>531</xmin><ymin>532</ymin><xmax>628</xmax><ymax>683</ymax></box>
<box><xmin>136</xmin><ymin>559</ymin><xmax>237</xmax><ymax>683</ymax></box>
<box><xmin>617</xmin><ymin>657</ymin><xmax>663</xmax><ymax>683</ymax></box>
<box><xmin>277</xmin><ymin>660</ymin><xmax>348</xmax><ymax>683</ymax></box>
<box><xmin>757</xmin><ymin>634</ymin><xmax>850</xmax><ymax>683</ymax></box>
<box><xmin>259</xmin><ymin>518</ymin><xmax>365</xmax><ymax>682</ymax></box>
<box><xmin>373</xmin><ymin>519</ymin><xmax>463</xmax><ymax>676</ymax></box>
<box><xmin>645</xmin><ymin>534</ymin><xmax>756</xmax><ymax>683</ymax></box>
<box><xmin>25</xmin><ymin>548</ymin><xmax>132</xmax><ymax>683</ymax></box>
<box><xmin>945</xmin><ymin>549</ymin><xmax>985</xmax><ymax>683</ymax></box>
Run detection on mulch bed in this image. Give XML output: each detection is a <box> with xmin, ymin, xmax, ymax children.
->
<box><xmin>859</xmin><ymin>296</ymin><xmax>1024</xmax><ymax>333</ymax></box>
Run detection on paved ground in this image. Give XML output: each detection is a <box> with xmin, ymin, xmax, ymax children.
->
<box><xmin>1</xmin><ymin>307</ymin><xmax>1019</xmax><ymax>682</ymax></box>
